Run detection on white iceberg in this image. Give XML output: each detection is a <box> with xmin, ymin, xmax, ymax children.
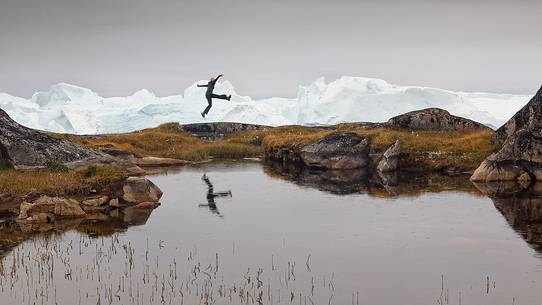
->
<box><xmin>0</xmin><ymin>77</ymin><xmax>532</xmax><ymax>134</ymax></box>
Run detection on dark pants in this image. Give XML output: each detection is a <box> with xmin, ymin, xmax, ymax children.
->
<box><xmin>202</xmin><ymin>94</ymin><xmax>229</xmax><ymax>116</ymax></box>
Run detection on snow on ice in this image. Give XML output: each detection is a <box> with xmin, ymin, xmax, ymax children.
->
<box><xmin>0</xmin><ymin>77</ymin><xmax>532</xmax><ymax>134</ymax></box>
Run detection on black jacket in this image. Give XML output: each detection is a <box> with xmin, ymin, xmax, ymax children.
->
<box><xmin>197</xmin><ymin>75</ymin><xmax>223</xmax><ymax>97</ymax></box>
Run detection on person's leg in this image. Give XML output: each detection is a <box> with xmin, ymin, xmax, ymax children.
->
<box><xmin>211</xmin><ymin>94</ymin><xmax>231</xmax><ymax>101</ymax></box>
<box><xmin>202</xmin><ymin>97</ymin><xmax>212</xmax><ymax>116</ymax></box>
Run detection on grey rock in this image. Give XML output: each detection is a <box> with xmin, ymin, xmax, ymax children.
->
<box><xmin>472</xmin><ymin>87</ymin><xmax>542</xmax><ymax>182</ymax></box>
<box><xmin>300</xmin><ymin>132</ymin><xmax>370</xmax><ymax>169</ymax></box>
<box><xmin>0</xmin><ymin>109</ymin><xmax>103</xmax><ymax>167</ymax></box>
<box><xmin>493</xmin><ymin>86</ymin><xmax>542</xmax><ymax>146</ymax></box>
<box><xmin>182</xmin><ymin>122</ymin><xmax>270</xmax><ymax>139</ymax></box>
<box><xmin>377</xmin><ymin>140</ymin><xmax>400</xmax><ymax>172</ymax></box>
<box><xmin>387</xmin><ymin>108</ymin><xmax>491</xmax><ymax>131</ymax></box>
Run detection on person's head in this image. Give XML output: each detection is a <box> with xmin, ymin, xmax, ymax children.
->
<box><xmin>210</xmin><ymin>77</ymin><xmax>215</xmax><ymax>81</ymax></box>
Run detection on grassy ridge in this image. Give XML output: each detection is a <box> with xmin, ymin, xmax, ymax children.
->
<box><xmin>52</xmin><ymin>123</ymin><xmax>263</xmax><ymax>162</ymax></box>
<box><xmin>0</xmin><ymin>165</ymin><xmax>125</xmax><ymax>197</ymax></box>
<box><xmin>54</xmin><ymin>123</ymin><xmax>495</xmax><ymax>169</ymax></box>
<box><xmin>261</xmin><ymin>125</ymin><xmax>496</xmax><ymax>170</ymax></box>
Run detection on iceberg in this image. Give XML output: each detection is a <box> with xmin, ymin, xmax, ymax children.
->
<box><xmin>0</xmin><ymin>77</ymin><xmax>532</xmax><ymax>134</ymax></box>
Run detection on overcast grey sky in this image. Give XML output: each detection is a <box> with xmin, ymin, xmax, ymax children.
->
<box><xmin>0</xmin><ymin>0</ymin><xmax>541</xmax><ymax>98</ymax></box>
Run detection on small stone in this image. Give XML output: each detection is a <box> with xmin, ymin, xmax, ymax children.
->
<box><xmin>82</xmin><ymin>196</ymin><xmax>110</xmax><ymax>207</ymax></box>
<box><xmin>109</xmin><ymin>198</ymin><xmax>120</xmax><ymax>207</ymax></box>
<box><xmin>517</xmin><ymin>172</ymin><xmax>532</xmax><ymax>182</ymax></box>
<box><xmin>134</xmin><ymin>201</ymin><xmax>161</xmax><ymax>209</ymax></box>
<box><xmin>126</xmin><ymin>166</ymin><xmax>146</xmax><ymax>176</ymax></box>
<box><xmin>17</xmin><ymin>201</ymin><xmax>33</xmax><ymax>220</ymax></box>
<box><xmin>27</xmin><ymin>213</ymin><xmax>51</xmax><ymax>223</ymax></box>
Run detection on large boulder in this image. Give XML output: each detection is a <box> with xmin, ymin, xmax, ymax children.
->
<box><xmin>122</xmin><ymin>177</ymin><xmax>163</xmax><ymax>203</ymax></box>
<box><xmin>386</xmin><ymin>108</ymin><xmax>491</xmax><ymax>131</ymax></box>
<box><xmin>0</xmin><ymin>109</ymin><xmax>103</xmax><ymax>167</ymax></box>
<box><xmin>471</xmin><ymin>86</ymin><xmax>542</xmax><ymax>182</ymax></box>
<box><xmin>377</xmin><ymin>140</ymin><xmax>400</xmax><ymax>172</ymax></box>
<box><xmin>300</xmin><ymin>132</ymin><xmax>370</xmax><ymax>169</ymax></box>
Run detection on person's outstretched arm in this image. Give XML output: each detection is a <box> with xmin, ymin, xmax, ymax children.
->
<box><xmin>197</xmin><ymin>83</ymin><xmax>208</xmax><ymax>87</ymax></box>
<box><xmin>215</xmin><ymin>74</ymin><xmax>223</xmax><ymax>81</ymax></box>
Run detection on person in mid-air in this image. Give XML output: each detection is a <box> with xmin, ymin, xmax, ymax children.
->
<box><xmin>197</xmin><ymin>74</ymin><xmax>231</xmax><ymax>118</ymax></box>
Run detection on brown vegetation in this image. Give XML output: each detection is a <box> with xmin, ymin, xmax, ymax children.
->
<box><xmin>0</xmin><ymin>165</ymin><xmax>125</xmax><ymax>197</ymax></box>
<box><xmin>52</xmin><ymin>123</ymin><xmax>263</xmax><ymax>162</ymax></box>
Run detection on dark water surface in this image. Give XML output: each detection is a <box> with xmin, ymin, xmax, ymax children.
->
<box><xmin>1</xmin><ymin>161</ymin><xmax>541</xmax><ymax>305</ymax></box>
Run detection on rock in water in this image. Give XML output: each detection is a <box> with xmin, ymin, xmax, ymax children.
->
<box><xmin>300</xmin><ymin>132</ymin><xmax>369</xmax><ymax>169</ymax></box>
<box><xmin>377</xmin><ymin>140</ymin><xmax>400</xmax><ymax>172</ymax></box>
<box><xmin>471</xmin><ymin>86</ymin><xmax>542</xmax><ymax>182</ymax></box>
<box><xmin>122</xmin><ymin>177</ymin><xmax>163</xmax><ymax>203</ymax></box>
<box><xmin>82</xmin><ymin>196</ymin><xmax>110</xmax><ymax>207</ymax></box>
<box><xmin>0</xmin><ymin>109</ymin><xmax>102</xmax><ymax>167</ymax></box>
<box><xmin>386</xmin><ymin>108</ymin><xmax>491</xmax><ymax>131</ymax></box>
<box><xmin>18</xmin><ymin>196</ymin><xmax>86</xmax><ymax>219</ymax></box>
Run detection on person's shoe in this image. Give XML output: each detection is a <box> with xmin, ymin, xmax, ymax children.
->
<box><xmin>227</xmin><ymin>95</ymin><xmax>232</xmax><ymax>101</ymax></box>
<box><xmin>201</xmin><ymin>112</ymin><xmax>205</xmax><ymax>118</ymax></box>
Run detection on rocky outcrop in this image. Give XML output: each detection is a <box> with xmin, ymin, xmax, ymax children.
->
<box><xmin>471</xmin><ymin>86</ymin><xmax>542</xmax><ymax>182</ymax></box>
<box><xmin>14</xmin><ymin>177</ymin><xmax>163</xmax><ymax>225</ymax></box>
<box><xmin>122</xmin><ymin>177</ymin><xmax>163</xmax><ymax>203</ymax></box>
<box><xmin>0</xmin><ymin>109</ymin><xmax>103</xmax><ymax>167</ymax></box>
<box><xmin>182</xmin><ymin>122</ymin><xmax>270</xmax><ymax>139</ymax></box>
<box><xmin>18</xmin><ymin>196</ymin><xmax>85</xmax><ymax>222</ymax></box>
<box><xmin>493</xmin><ymin>86</ymin><xmax>542</xmax><ymax>146</ymax></box>
<box><xmin>377</xmin><ymin>140</ymin><xmax>400</xmax><ymax>172</ymax></box>
<box><xmin>299</xmin><ymin>132</ymin><xmax>370</xmax><ymax>169</ymax></box>
<box><xmin>387</xmin><ymin>108</ymin><xmax>491</xmax><ymax>131</ymax></box>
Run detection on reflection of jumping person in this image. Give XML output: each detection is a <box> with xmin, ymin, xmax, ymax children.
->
<box><xmin>198</xmin><ymin>174</ymin><xmax>232</xmax><ymax>216</ymax></box>
<box><xmin>197</xmin><ymin>74</ymin><xmax>231</xmax><ymax>118</ymax></box>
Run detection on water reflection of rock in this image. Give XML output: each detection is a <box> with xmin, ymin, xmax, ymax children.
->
<box><xmin>0</xmin><ymin>206</ymin><xmax>154</xmax><ymax>257</ymax></box>
<box><xmin>264</xmin><ymin>161</ymin><xmax>479</xmax><ymax>197</ymax></box>
<box><xmin>473</xmin><ymin>182</ymin><xmax>542</xmax><ymax>252</ymax></box>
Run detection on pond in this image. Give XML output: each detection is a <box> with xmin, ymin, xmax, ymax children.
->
<box><xmin>0</xmin><ymin>161</ymin><xmax>541</xmax><ymax>305</ymax></box>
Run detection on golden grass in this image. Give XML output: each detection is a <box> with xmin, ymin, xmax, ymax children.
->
<box><xmin>0</xmin><ymin>165</ymin><xmax>126</xmax><ymax>196</ymax></box>
<box><xmin>262</xmin><ymin>125</ymin><xmax>495</xmax><ymax>154</ymax></box>
<box><xmin>261</xmin><ymin>125</ymin><xmax>495</xmax><ymax>170</ymax></box>
<box><xmin>51</xmin><ymin>123</ymin><xmax>263</xmax><ymax>162</ymax></box>
<box><xmin>52</xmin><ymin>121</ymin><xmax>495</xmax><ymax>170</ymax></box>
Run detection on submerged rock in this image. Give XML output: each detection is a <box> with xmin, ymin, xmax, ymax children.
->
<box><xmin>387</xmin><ymin>108</ymin><xmax>490</xmax><ymax>131</ymax></box>
<box><xmin>0</xmin><ymin>109</ymin><xmax>103</xmax><ymax>168</ymax></box>
<box><xmin>299</xmin><ymin>132</ymin><xmax>370</xmax><ymax>169</ymax></box>
<box><xmin>471</xmin><ymin>86</ymin><xmax>542</xmax><ymax>182</ymax></box>
<box><xmin>122</xmin><ymin>177</ymin><xmax>163</xmax><ymax>203</ymax></box>
<box><xmin>377</xmin><ymin>140</ymin><xmax>400</xmax><ymax>173</ymax></box>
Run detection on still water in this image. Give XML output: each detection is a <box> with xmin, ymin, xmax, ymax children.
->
<box><xmin>0</xmin><ymin>161</ymin><xmax>541</xmax><ymax>305</ymax></box>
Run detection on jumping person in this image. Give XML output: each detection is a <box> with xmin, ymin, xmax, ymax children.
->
<box><xmin>197</xmin><ymin>74</ymin><xmax>231</xmax><ymax>118</ymax></box>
